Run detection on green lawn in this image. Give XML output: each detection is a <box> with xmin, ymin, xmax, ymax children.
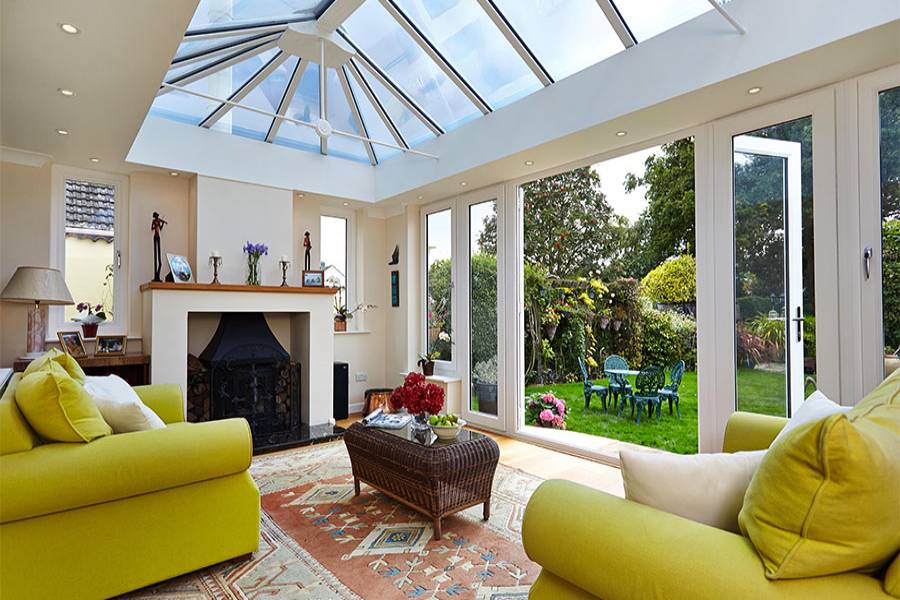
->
<box><xmin>525</xmin><ymin>368</ymin><xmax>785</xmax><ymax>454</ymax></box>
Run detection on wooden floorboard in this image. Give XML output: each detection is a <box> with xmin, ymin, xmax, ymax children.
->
<box><xmin>337</xmin><ymin>415</ymin><xmax>624</xmax><ymax>497</ymax></box>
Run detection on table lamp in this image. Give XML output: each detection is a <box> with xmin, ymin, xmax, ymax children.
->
<box><xmin>0</xmin><ymin>266</ymin><xmax>74</xmax><ymax>359</ymax></box>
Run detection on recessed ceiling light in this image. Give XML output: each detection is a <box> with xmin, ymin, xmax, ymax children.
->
<box><xmin>297</xmin><ymin>192</ymin><xmax>305</xmax><ymax>198</ymax></box>
<box><xmin>56</xmin><ymin>129</ymin><xmax>69</xmax><ymax>135</ymax></box>
<box><xmin>616</xmin><ymin>131</ymin><xmax>627</xmax><ymax>137</ymax></box>
<box><xmin>416</xmin><ymin>195</ymin><xmax>424</xmax><ymax>200</ymax></box>
<box><xmin>524</xmin><ymin>160</ymin><xmax>534</xmax><ymax>166</ymax></box>
<box><xmin>59</xmin><ymin>23</ymin><xmax>79</xmax><ymax>34</ymax></box>
<box><xmin>342</xmin><ymin>202</ymin><xmax>350</xmax><ymax>206</ymax></box>
<box><xmin>58</xmin><ymin>88</ymin><xmax>76</xmax><ymax>97</ymax></box>
<box><xmin>89</xmin><ymin>157</ymin><xmax>100</xmax><ymax>163</ymax></box>
<box><xmin>748</xmin><ymin>86</ymin><xmax>762</xmax><ymax>95</ymax></box>
<box><xmin>459</xmin><ymin>181</ymin><xmax>468</xmax><ymax>187</ymax></box>
<box><xmin>169</xmin><ymin>171</ymin><xmax>179</xmax><ymax>177</ymax></box>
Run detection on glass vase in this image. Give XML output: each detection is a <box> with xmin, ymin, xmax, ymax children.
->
<box><xmin>247</xmin><ymin>255</ymin><xmax>261</xmax><ymax>286</ymax></box>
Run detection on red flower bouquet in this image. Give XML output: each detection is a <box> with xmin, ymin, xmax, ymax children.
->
<box><xmin>390</xmin><ymin>372</ymin><xmax>445</xmax><ymax>416</ymax></box>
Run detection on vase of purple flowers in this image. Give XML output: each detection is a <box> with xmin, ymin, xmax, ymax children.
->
<box><xmin>243</xmin><ymin>241</ymin><xmax>268</xmax><ymax>286</ymax></box>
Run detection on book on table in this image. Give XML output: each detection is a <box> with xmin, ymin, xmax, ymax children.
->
<box><xmin>361</xmin><ymin>407</ymin><xmax>411</xmax><ymax>429</ymax></box>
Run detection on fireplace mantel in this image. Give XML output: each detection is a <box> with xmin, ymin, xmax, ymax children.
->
<box><xmin>140</xmin><ymin>282</ymin><xmax>339</xmax><ymax>295</ymax></box>
<box><xmin>141</xmin><ymin>282</ymin><xmax>336</xmax><ymax>426</ymax></box>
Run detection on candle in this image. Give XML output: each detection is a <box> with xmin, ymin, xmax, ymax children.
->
<box><xmin>210</xmin><ymin>251</ymin><xmax>221</xmax><ymax>258</ymax></box>
<box><xmin>280</xmin><ymin>255</ymin><xmax>289</xmax><ymax>263</ymax></box>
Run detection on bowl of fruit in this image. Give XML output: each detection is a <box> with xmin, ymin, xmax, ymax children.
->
<box><xmin>428</xmin><ymin>413</ymin><xmax>466</xmax><ymax>440</ymax></box>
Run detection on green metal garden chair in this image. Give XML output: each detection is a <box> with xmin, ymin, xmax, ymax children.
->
<box><xmin>604</xmin><ymin>354</ymin><xmax>632</xmax><ymax>411</ymax></box>
<box><xmin>578</xmin><ymin>357</ymin><xmax>608</xmax><ymax>411</ymax></box>
<box><xmin>658</xmin><ymin>360</ymin><xmax>685</xmax><ymax>418</ymax></box>
<box><xmin>623</xmin><ymin>365</ymin><xmax>664</xmax><ymax>424</ymax></box>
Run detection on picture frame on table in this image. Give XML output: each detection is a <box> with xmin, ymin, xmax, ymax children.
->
<box><xmin>95</xmin><ymin>335</ymin><xmax>127</xmax><ymax>357</ymax></box>
<box><xmin>166</xmin><ymin>253</ymin><xmax>193</xmax><ymax>283</ymax></box>
<box><xmin>57</xmin><ymin>331</ymin><xmax>87</xmax><ymax>358</ymax></box>
<box><xmin>302</xmin><ymin>270</ymin><xmax>325</xmax><ymax>287</ymax></box>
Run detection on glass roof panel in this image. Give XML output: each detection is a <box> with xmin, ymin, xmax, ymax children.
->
<box><xmin>613</xmin><ymin>0</ymin><xmax>712</xmax><ymax>42</ymax></box>
<box><xmin>353</xmin><ymin>62</ymin><xmax>434</xmax><ymax>148</ymax></box>
<box><xmin>152</xmin><ymin>48</ymin><xmax>279</xmax><ymax>125</ymax></box>
<box><xmin>345</xmin><ymin>67</ymin><xmax>401</xmax><ymax>162</ymax></box>
<box><xmin>213</xmin><ymin>55</ymin><xmax>300</xmax><ymax>140</ymax></box>
<box><xmin>392</xmin><ymin>0</ymin><xmax>541</xmax><ymax>109</ymax></box>
<box><xmin>174</xmin><ymin>32</ymin><xmax>270</xmax><ymax>61</ymax></box>
<box><xmin>342</xmin><ymin>0</ymin><xmax>480</xmax><ymax>132</ymax></box>
<box><xmin>273</xmin><ymin>61</ymin><xmax>321</xmax><ymax>153</ymax></box>
<box><xmin>325</xmin><ymin>68</ymin><xmax>371</xmax><ymax>163</ymax></box>
<box><xmin>491</xmin><ymin>0</ymin><xmax>623</xmax><ymax>80</ymax></box>
<box><xmin>188</xmin><ymin>0</ymin><xmax>328</xmax><ymax>30</ymax></box>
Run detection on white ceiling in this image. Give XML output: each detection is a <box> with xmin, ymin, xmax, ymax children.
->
<box><xmin>0</xmin><ymin>0</ymin><xmax>197</xmax><ymax>173</ymax></box>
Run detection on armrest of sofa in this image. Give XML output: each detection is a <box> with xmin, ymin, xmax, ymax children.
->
<box><xmin>722</xmin><ymin>411</ymin><xmax>787</xmax><ymax>452</ymax></box>
<box><xmin>522</xmin><ymin>480</ymin><xmax>887</xmax><ymax>599</ymax></box>
<box><xmin>133</xmin><ymin>384</ymin><xmax>184</xmax><ymax>424</ymax></box>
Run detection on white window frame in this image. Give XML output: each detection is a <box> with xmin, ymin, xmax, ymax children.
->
<box><xmin>320</xmin><ymin>209</ymin><xmax>357</xmax><ymax>328</ymax></box>
<box><xmin>49</xmin><ymin>165</ymin><xmax>130</xmax><ymax>339</ymax></box>
<box><xmin>421</xmin><ymin>199</ymin><xmax>458</xmax><ymax>375</ymax></box>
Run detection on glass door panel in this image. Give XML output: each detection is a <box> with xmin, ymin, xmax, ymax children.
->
<box><xmin>880</xmin><ymin>86</ymin><xmax>900</xmax><ymax>379</ymax></box>
<box><xmin>468</xmin><ymin>199</ymin><xmax>499</xmax><ymax>415</ymax></box>
<box><xmin>733</xmin><ymin>117</ymin><xmax>813</xmax><ymax>417</ymax></box>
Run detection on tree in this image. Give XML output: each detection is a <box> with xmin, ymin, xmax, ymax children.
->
<box><xmin>622</xmin><ymin>138</ymin><xmax>696</xmax><ymax>277</ymax></box>
<box><xmin>880</xmin><ymin>86</ymin><xmax>900</xmax><ymax>221</ymax></box>
<box><xmin>478</xmin><ymin>167</ymin><xmax>626</xmax><ymax>278</ymax></box>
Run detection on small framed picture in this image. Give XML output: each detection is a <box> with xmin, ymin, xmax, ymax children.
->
<box><xmin>391</xmin><ymin>270</ymin><xmax>400</xmax><ymax>307</ymax></box>
<box><xmin>166</xmin><ymin>253</ymin><xmax>193</xmax><ymax>283</ymax></box>
<box><xmin>95</xmin><ymin>335</ymin><xmax>127</xmax><ymax>356</ymax></box>
<box><xmin>302</xmin><ymin>270</ymin><xmax>325</xmax><ymax>287</ymax></box>
<box><xmin>57</xmin><ymin>331</ymin><xmax>87</xmax><ymax>358</ymax></box>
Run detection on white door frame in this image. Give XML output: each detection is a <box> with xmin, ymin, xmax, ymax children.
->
<box><xmin>858</xmin><ymin>65</ymin><xmax>900</xmax><ymax>393</ymax></box>
<box><xmin>707</xmin><ymin>87</ymin><xmax>839</xmax><ymax>448</ymax></box>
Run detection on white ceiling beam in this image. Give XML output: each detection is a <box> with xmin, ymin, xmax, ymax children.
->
<box><xmin>171</xmin><ymin>32</ymin><xmax>282</xmax><ymax>69</ymax></box>
<box><xmin>378</xmin><ymin>0</ymin><xmax>491</xmax><ymax>114</ymax></box>
<box><xmin>706</xmin><ymin>0</ymin><xmax>747</xmax><ymax>34</ymax></box>
<box><xmin>182</xmin><ymin>23</ymin><xmax>290</xmax><ymax>42</ymax></box>
<box><xmin>317</xmin><ymin>0</ymin><xmax>366</xmax><ymax>33</ymax></box>
<box><xmin>340</xmin><ymin>66</ymin><xmax>377</xmax><ymax>165</ymax></box>
<box><xmin>595</xmin><ymin>0</ymin><xmax>636</xmax><ymax>48</ymax></box>
<box><xmin>158</xmin><ymin>40</ymin><xmax>279</xmax><ymax>95</ymax></box>
<box><xmin>201</xmin><ymin>51</ymin><xmax>289</xmax><ymax>128</ymax></box>
<box><xmin>346</xmin><ymin>61</ymin><xmax>408</xmax><ymax>149</ymax></box>
<box><xmin>474</xmin><ymin>0</ymin><xmax>553</xmax><ymax>86</ymax></box>
<box><xmin>265</xmin><ymin>59</ymin><xmax>309</xmax><ymax>142</ymax></box>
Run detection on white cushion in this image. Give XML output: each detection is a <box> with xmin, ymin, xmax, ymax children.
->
<box><xmin>772</xmin><ymin>389</ymin><xmax>850</xmax><ymax>445</ymax></box>
<box><xmin>620</xmin><ymin>449</ymin><xmax>765</xmax><ymax>533</ymax></box>
<box><xmin>83</xmin><ymin>375</ymin><xmax>165</xmax><ymax>433</ymax></box>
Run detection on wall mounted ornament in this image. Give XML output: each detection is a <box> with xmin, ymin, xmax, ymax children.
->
<box><xmin>150</xmin><ymin>212</ymin><xmax>167</xmax><ymax>282</ymax></box>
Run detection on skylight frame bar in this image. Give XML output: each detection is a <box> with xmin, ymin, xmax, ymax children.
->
<box><xmin>184</xmin><ymin>15</ymin><xmax>315</xmax><ymax>38</ymax></box>
<box><xmin>346</xmin><ymin>60</ymin><xmax>408</xmax><ymax>149</ymax></box>
<box><xmin>473</xmin><ymin>0</ymin><xmax>553</xmax><ymax>86</ymax></box>
<box><xmin>339</xmin><ymin>31</ymin><xmax>444</xmax><ymax>135</ymax></box>
<box><xmin>378</xmin><ymin>0</ymin><xmax>491</xmax><ymax>115</ymax></box>
<box><xmin>705</xmin><ymin>0</ymin><xmax>746</xmax><ymax>34</ymax></box>
<box><xmin>596</xmin><ymin>0</ymin><xmax>637</xmax><ymax>48</ymax></box>
<box><xmin>159</xmin><ymin>39</ymin><xmax>279</xmax><ymax>95</ymax></box>
<box><xmin>320</xmin><ymin>41</ymin><xmax>328</xmax><ymax>156</ymax></box>
<box><xmin>265</xmin><ymin>59</ymin><xmax>310</xmax><ymax>142</ymax></box>
<box><xmin>160</xmin><ymin>82</ymin><xmax>439</xmax><ymax>159</ymax></box>
<box><xmin>181</xmin><ymin>23</ymin><xmax>288</xmax><ymax>42</ymax></box>
<box><xmin>339</xmin><ymin>66</ymin><xmax>377</xmax><ymax>165</ymax></box>
<box><xmin>171</xmin><ymin>31</ymin><xmax>282</xmax><ymax>68</ymax></box>
<box><xmin>200</xmin><ymin>50</ymin><xmax>289</xmax><ymax>128</ymax></box>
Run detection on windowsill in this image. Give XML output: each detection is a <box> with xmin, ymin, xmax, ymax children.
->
<box><xmin>400</xmin><ymin>371</ymin><xmax>461</xmax><ymax>384</ymax></box>
<box><xmin>334</xmin><ymin>330</ymin><xmax>371</xmax><ymax>336</ymax></box>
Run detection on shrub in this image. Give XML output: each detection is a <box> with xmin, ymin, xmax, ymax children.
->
<box><xmin>640</xmin><ymin>304</ymin><xmax>697</xmax><ymax>369</ymax></box>
<box><xmin>470</xmin><ymin>253</ymin><xmax>498</xmax><ymax>366</ymax></box>
<box><xmin>736</xmin><ymin>295</ymin><xmax>773</xmax><ymax>320</ymax></box>
<box><xmin>641</xmin><ymin>255</ymin><xmax>696</xmax><ymax>304</ymax></box>
<box><xmin>884</xmin><ymin>220</ymin><xmax>900</xmax><ymax>353</ymax></box>
<box><xmin>748</xmin><ymin>314</ymin><xmax>785</xmax><ymax>359</ymax></box>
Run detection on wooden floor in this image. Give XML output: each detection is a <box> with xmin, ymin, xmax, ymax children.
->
<box><xmin>337</xmin><ymin>416</ymin><xmax>624</xmax><ymax>497</ymax></box>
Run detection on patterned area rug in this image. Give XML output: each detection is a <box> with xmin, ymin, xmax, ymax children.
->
<box><xmin>126</xmin><ymin>440</ymin><xmax>543</xmax><ymax>599</ymax></box>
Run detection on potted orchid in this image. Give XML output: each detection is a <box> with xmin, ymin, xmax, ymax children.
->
<box><xmin>243</xmin><ymin>241</ymin><xmax>268</xmax><ymax>286</ymax></box>
<box><xmin>73</xmin><ymin>302</ymin><xmax>107</xmax><ymax>338</ymax></box>
<box><xmin>524</xmin><ymin>391</ymin><xmax>567</xmax><ymax>430</ymax></box>
<box><xmin>419</xmin><ymin>331</ymin><xmax>451</xmax><ymax>375</ymax></box>
<box><xmin>334</xmin><ymin>300</ymin><xmax>376</xmax><ymax>332</ymax></box>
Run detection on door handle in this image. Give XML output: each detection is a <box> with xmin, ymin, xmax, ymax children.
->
<box><xmin>792</xmin><ymin>307</ymin><xmax>803</xmax><ymax>343</ymax></box>
<box><xmin>863</xmin><ymin>246</ymin><xmax>873</xmax><ymax>280</ymax></box>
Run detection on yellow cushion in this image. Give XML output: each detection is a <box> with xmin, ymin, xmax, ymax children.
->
<box><xmin>886</xmin><ymin>552</ymin><xmax>900</xmax><ymax>598</ymax></box>
<box><xmin>14</xmin><ymin>363</ymin><xmax>111</xmax><ymax>443</ymax></box>
<box><xmin>0</xmin><ymin>374</ymin><xmax>40</xmax><ymax>455</ymax></box>
<box><xmin>23</xmin><ymin>347</ymin><xmax>86</xmax><ymax>383</ymax></box>
<box><xmin>739</xmin><ymin>371</ymin><xmax>900</xmax><ymax>580</ymax></box>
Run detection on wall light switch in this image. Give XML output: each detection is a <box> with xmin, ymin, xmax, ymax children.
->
<box><xmin>355</xmin><ymin>372</ymin><xmax>368</xmax><ymax>382</ymax></box>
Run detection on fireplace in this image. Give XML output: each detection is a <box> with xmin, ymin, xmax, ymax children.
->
<box><xmin>188</xmin><ymin>312</ymin><xmax>301</xmax><ymax>452</ymax></box>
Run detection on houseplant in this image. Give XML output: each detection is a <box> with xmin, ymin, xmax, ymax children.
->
<box><xmin>333</xmin><ymin>300</ymin><xmax>376</xmax><ymax>332</ymax></box>
<box><xmin>390</xmin><ymin>372</ymin><xmax>445</xmax><ymax>435</ymax></box>
<box><xmin>243</xmin><ymin>241</ymin><xmax>268</xmax><ymax>286</ymax></box>
<box><xmin>472</xmin><ymin>355</ymin><xmax>498</xmax><ymax>414</ymax></box>
<box><xmin>73</xmin><ymin>302</ymin><xmax>107</xmax><ymax>338</ymax></box>
<box><xmin>418</xmin><ymin>331</ymin><xmax>451</xmax><ymax>375</ymax></box>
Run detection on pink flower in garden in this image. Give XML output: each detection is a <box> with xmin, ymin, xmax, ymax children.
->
<box><xmin>553</xmin><ymin>415</ymin><xmax>565</xmax><ymax>428</ymax></box>
<box><xmin>542</xmin><ymin>393</ymin><xmax>555</xmax><ymax>403</ymax></box>
<box><xmin>539</xmin><ymin>409</ymin><xmax>554</xmax><ymax>423</ymax></box>
<box><xmin>555</xmin><ymin>399</ymin><xmax>566</xmax><ymax>414</ymax></box>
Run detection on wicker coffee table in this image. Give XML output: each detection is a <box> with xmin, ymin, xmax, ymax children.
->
<box><xmin>344</xmin><ymin>421</ymin><xmax>500</xmax><ymax>539</ymax></box>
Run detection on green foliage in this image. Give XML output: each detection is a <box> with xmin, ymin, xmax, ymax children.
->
<box><xmin>804</xmin><ymin>315</ymin><xmax>816</xmax><ymax>359</ymax></box>
<box><xmin>884</xmin><ymin>219</ymin><xmax>900</xmax><ymax>352</ymax></box>
<box><xmin>470</xmin><ymin>253</ymin><xmax>498</xmax><ymax>367</ymax></box>
<box><xmin>736</xmin><ymin>295</ymin><xmax>773</xmax><ymax>320</ymax></box>
<box><xmin>426</xmin><ymin>258</ymin><xmax>452</xmax><ymax>359</ymax></box>
<box><xmin>597</xmin><ymin>278</ymin><xmax>643</xmax><ymax>366</ymax></box>
<box><xmin>640</xmin><ymin>255</ymin><xmax>696</xmax><ymax>303</ymax></box>
<box><xmin>880</xmin><ymin>87</ymin><xmax>900</xmax><ymax>221</ymax></box>
<box><xmin>748</xmin><ymin>315</ymin><xmax>785</xmax><ymax>360</ymax></box>
<box><xmin>640</xmin><ymin>304</ymin><xmax>697</xmax><ymax>370</ymax></box>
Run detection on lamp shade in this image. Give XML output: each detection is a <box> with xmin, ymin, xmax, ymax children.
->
<box><xmin>0</xmin><ymin>266</ymin><xmax>74</xmax><ymax>305</ymax></box>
